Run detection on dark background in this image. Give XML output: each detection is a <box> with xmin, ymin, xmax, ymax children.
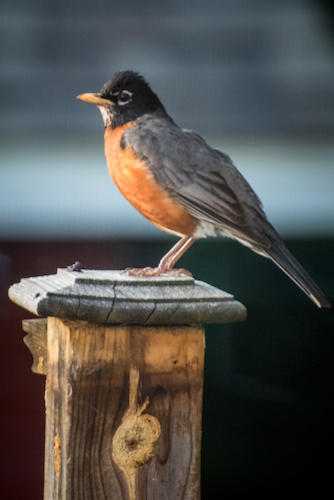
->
<box><xmin>1</xmin><ymin>1</ymin><xmax>334</xmax><ymax>498</ymax></box>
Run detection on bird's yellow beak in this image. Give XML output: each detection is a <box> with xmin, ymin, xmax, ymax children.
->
<box><xmin>77</xmin><ymin>93</ymin><xmax>114</xmax><ymax>107</ymax></box>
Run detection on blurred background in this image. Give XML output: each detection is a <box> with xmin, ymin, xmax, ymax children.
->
<box><xmin>1</xmin><ymin>0</ymin><xmax>333</xmax><ymax>498</ymax></box>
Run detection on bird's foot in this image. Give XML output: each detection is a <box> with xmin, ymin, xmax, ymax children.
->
<box><xmin>124</xmin><ymin>266</ymin><xmax>192</xmax><ymax>277</ymax></box>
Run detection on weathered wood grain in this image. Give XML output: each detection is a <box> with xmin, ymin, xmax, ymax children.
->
<box><xmin>9</xmin><ymin>269</ymin><xmax>247</xmax><ymax>325</ymax></box>
<box><xmin>45</xmin><ymin>317</ymin><xmax>205</xmax><ymax>500</ymax></box>
<box><xmin>10</xmin><ymin>269</ymin><xmax>247</xmax><ymax>499</ymax></box>
<box><xmin>22</xmin><ymin>318</ymin><xmax>48</xmax><ymax>375</ymax></box>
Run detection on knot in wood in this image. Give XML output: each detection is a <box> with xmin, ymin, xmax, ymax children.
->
<box><xmin>112</xmin><ymin>398</ymin><xmax>161</xmax><ymax>469</ymax></box>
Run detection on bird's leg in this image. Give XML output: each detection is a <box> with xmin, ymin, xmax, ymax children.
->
<box><xmin>125</xmin><ymin>235</ymin><xmax>195</xmax><ymax>277</ymax></box>
<box><xmin>158</xmin><ymin>235</ymin><xmax>195</xmax><ymax>273</ymax></box>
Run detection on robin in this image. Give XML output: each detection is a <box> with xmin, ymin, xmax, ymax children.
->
<box><xmin>77</xmin><ymin>70</ymin><xmax>330</xmax><ymax>308</ymax></box>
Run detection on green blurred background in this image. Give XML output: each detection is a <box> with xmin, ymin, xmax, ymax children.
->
<box><xmin>1</xmin><ymin>1</ymin><xmax>333</xmax><ymax>498</ymax></box>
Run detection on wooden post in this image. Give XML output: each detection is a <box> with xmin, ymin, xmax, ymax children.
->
<box><xmin>9</xmin><ymin>269</ymin><xmax>246</xmax><ymax>499</ymax></box>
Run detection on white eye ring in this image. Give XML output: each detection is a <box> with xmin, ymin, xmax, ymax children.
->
<box><xmin>118</xmin><ymin>90</ymin><xmax>133</xmax><ymax>105</ymax></box>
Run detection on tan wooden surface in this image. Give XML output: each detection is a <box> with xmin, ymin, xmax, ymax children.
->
<box><xmin>44</xmin><ymin>317</ymin><xmax>205</xmax><ymax>500</ymax></box>
<box><xmin>22</xmin><ymin>318</ymin><xmax>48</xmax><ymax>375</ymax></box>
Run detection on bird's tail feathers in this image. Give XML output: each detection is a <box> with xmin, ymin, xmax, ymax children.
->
<box><xmin>260</xmin><ymin>237</ymin><xmax>330</xmax><ymax>308</ymax></box>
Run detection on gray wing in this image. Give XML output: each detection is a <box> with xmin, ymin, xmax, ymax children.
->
<box><xmin>123</xmin><ymin>115</ymin><xmax>270</xmax><ymax>247</ymax></box>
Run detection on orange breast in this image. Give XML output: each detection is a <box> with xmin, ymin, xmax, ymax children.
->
<box><xmin>104</xmin><ymin>125</ymin><xmax>196</xmax><ymax>236</ymax></box>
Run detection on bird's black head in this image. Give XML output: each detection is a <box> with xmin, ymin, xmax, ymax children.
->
<box><xmin>78</xmin><ymin>70</ymin><xmax>168</xmax><ymax>129</ymax></box>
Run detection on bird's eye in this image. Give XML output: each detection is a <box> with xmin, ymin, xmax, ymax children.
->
<box><xmin>118</xmin><ymin>91</ymin><xmax>132</xmax><ymax>105</ymax></box>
